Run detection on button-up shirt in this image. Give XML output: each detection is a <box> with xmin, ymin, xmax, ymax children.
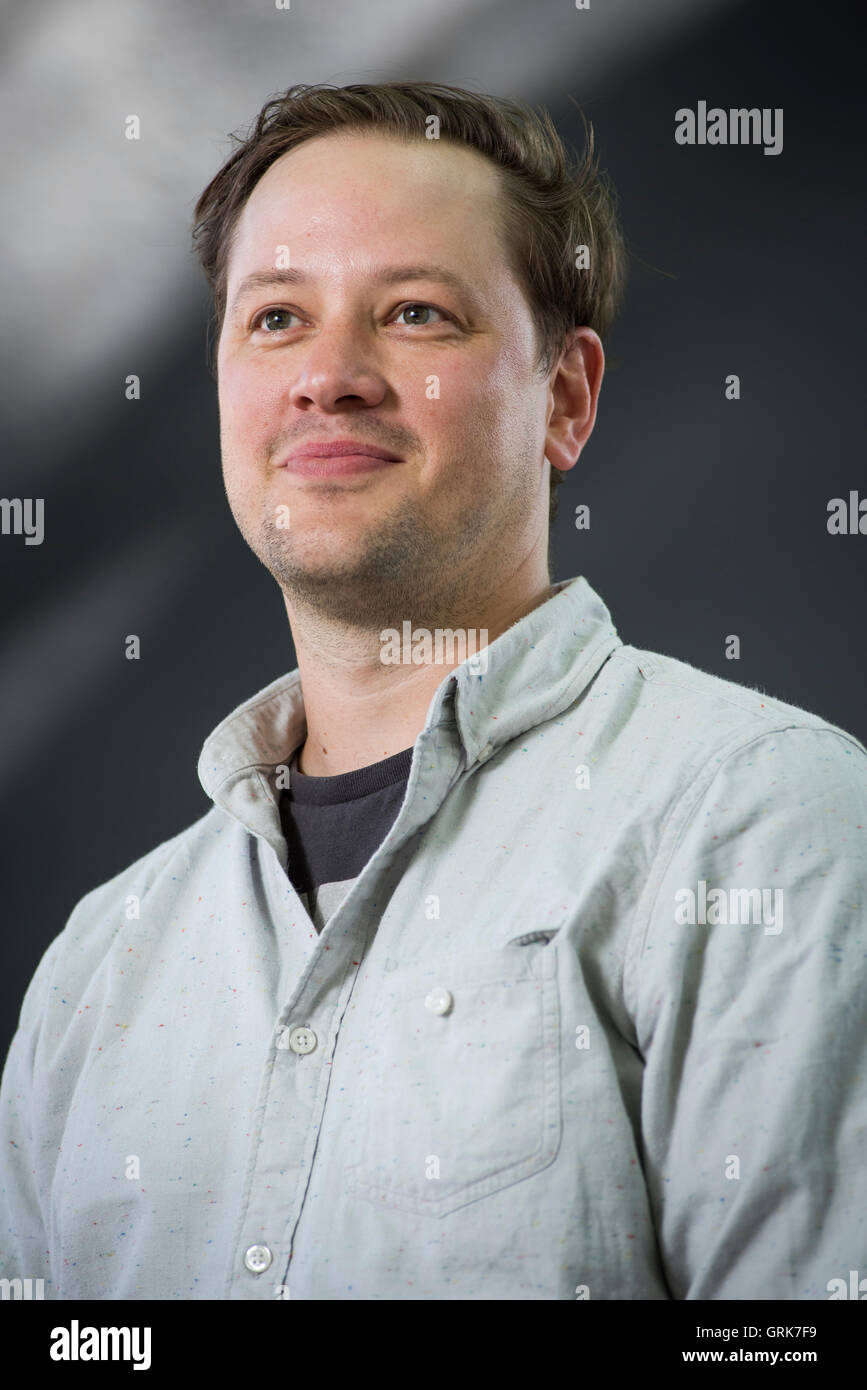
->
<box><xmin>2</xmin><ymin>575</ymin><xmax>866</xmax><ymax>1300</ymax></box>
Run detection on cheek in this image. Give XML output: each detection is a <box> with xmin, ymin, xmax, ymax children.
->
<box><xmin>426</xmin><ymin>355</ymin><xmax>514</xmax><ymax>434</ymax></box>
<box><xmin>217</xmin><ymin>361</ymin><xmax>244</xmax><ymax>441</ymax></box>
<box><xmin>444</xmin><ymin>358</ymin><xmax>533</xmax><ymax>457</ymax></box>
<box><xmin>218</xmin><ymin>363</ymin><xmax>280</xmax><ymax>453</ymax></box>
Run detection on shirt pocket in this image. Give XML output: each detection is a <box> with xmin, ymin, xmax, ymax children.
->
<box><xmin>343</xmin><ymin>936</ymin><xmax>562</xmax><ymax>1218</ymax></box>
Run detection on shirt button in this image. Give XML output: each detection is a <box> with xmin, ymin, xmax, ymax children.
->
<box><xmin>477</xmin><ymin>741</ymin><xmax>495</xmax><ymax>763</ymax></box>
<box><xmin>425</xmin><ymin>987</ymin><xmax>453</xmax><ymax>1016</ymax></box>
<box><xmin>288</xmin><ymin>1026</ymin><xmax>317</xmax><ymax>1054</ymax></box>
<box><xmin>244</xmin><ymin>1244</ymin><xmax>273</xmax><ymax>1274</ymax></box>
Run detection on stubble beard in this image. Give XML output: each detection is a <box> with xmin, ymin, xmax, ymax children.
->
<box><xmin>252</xmin><ymin>487</ymin><xmax>488</xmax><ymax>632</ymax></box>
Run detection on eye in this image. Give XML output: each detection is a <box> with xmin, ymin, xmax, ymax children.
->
<box><xmin>392</xmin><ymin>302</ymin><xmax>450</xmax><ymax>327</ymax></box>
<box><xmin>249</xmin><ymin>301</ymin><xmax>452</xmax><ymax>335</ymax></box>
<box><xmin>251</xmin><ymin>307</ymin><xmax>301</xmax><ymax>334</ymax></box>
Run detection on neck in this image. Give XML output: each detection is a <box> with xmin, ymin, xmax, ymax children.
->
<box><xmin>286</xmin><ymin>558</ymin><xmax>555</xmax><ymax>776</ymax></box>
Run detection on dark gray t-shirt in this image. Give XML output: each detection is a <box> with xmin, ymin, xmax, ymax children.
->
<box><xmin>279</xmin><ymin>744</ymin><xmax>414</xmax><ymax>932</ymax></box>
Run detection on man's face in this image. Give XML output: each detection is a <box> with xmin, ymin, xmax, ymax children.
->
<box><xmin>217</xmin><ymin>130</ymin><xmax>552</xmax><ymax>630</ymax></box>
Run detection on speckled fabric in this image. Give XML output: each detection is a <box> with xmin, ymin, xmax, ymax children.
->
<box><xmin>1</xmin><ymin>575</ymin><xmax>865</xmax><ymax>1300</ymax></box>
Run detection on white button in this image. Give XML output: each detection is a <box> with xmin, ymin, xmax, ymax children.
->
<box><xmin>288</xmin><ymin>1026</ymin><xmax>317</xmax><ymax>1054</ymax></box>
<box><xmin>244</xmin><ymin>1244</ymin><xmax>272</xmax><ymax>1273</ymax></box>
<box><xmin>477</xmin><ymin>741</ymin><xmax>495</xmax><ymax>763</ymax></box>
<box><xmin>425</xmin><ymin>987</ymin><xmax>453</xmax><ymax>1016</ymax></box>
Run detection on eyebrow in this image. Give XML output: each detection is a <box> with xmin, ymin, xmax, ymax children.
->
<box><xmin>227</xmin><ymin>263</ymin><xmax>482</xmax><ymax>321</ymax></box>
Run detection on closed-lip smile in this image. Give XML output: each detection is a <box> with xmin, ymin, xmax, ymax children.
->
<box><xmin>279</xmin><ymin>439</ymin><xmax>403</xmax><ymax>476</ymax></box>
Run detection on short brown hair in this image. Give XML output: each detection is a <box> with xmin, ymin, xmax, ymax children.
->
<box><xmin>192</xmin><ymin>81</ymin><xmax>627</xmax><ymax>526</ymax></box>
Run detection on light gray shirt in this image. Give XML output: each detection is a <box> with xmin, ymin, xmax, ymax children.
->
<box><xmin>2</xmin><ymin>575</ymin><xmax>866</xmax><ymax>1300</ymax></box>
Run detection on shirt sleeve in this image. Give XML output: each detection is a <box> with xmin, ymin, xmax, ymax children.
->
<box><xmin>0</xmin><ymin>932</ymin><xmax>65</xmax><ymax>1295</ymax></box>
<box><xmin>627</xmin><ymin>724</ymin><xmax>867</xmax><ymax>1300</ymax></box>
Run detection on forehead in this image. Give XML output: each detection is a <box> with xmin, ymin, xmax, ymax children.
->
<box><xmin>226</xmin><ymin>130</ymin><xmax>511</xmax><ymax>285</ymax></box>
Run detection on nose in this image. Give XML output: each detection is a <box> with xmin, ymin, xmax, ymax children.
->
<box><xmin>287</xmin><ymin>320</ymin><xmax>389</xmax><ymax>412</ymax></box>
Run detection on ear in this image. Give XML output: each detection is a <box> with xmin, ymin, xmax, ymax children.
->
<box><xmin>544</xmin><ymin>327</ymin><xmax>605</xmax><ymax>475</ymax></box>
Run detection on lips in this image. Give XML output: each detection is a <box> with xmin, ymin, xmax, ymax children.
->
<box><xmin>278</xmin><ymin>440</ymin><xmax>403</xmax><ymax>477</ymax></box>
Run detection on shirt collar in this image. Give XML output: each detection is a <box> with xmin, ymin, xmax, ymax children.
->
<box><xmin>198</xmin><ymin>574</ymin><xmax>622</xmax><ymax>835</ymax></box>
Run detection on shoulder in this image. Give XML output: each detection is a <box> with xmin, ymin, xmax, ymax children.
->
<box><xmin>604</xmin><ymin>641</ymin><xmax>867</xmax><ymax>775</ymax></box>
<box><xmin>18</xmin><ymin>804</ymin><xmax>229</xmax><ymax>1026</ymax></box>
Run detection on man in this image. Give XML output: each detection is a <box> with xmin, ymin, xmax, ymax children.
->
<box><xmin>1</xmin><ymin>81</ymin><xmax>865</xmax><ymax>1302</ymax></box>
